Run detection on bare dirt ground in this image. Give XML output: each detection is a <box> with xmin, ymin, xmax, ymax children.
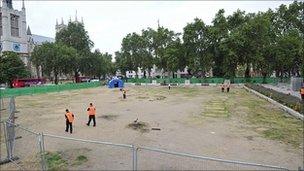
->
<box><xmin>1</xmin><ymin>85</ymin><xmax>303</xmax><ymax>170</ymax></box>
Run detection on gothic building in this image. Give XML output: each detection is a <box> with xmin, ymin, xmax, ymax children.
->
<box><xmin>55</xmin><ymin>12</ymin><xmax>84</xmax><ymax>33</ymax></box>
<box><xmin>0</xmin><ymin>0</ymin><xmax>54</xmax><ymax>77</ymax></box>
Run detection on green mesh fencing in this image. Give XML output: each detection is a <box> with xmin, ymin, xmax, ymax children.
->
<box><xmin>0</xmin><ymin>82</ymin><xmax>101</xmax><ymax>98</ymax></box>
<box><xmin>123</xmin><ymin>77</ymin><xmax>279</xmax><ymax>84</ymax></box>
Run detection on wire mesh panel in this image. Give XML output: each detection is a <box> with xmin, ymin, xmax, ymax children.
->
<box><xmin>0</xmin><ymin>121</ymin><xmax>8</xmax><ymax>162</ymax></box>
<box><xmin>43</xmin><ymin>134</ymin><xmax>134</xmax><ymax>170</ymax></box>
<box><xmin>136</xmin><ymin>147</ymin><xmax>288</xmax><ymax>170</ymax></box>
<box><xmin>11</xmin><ymin>124</ymin><xmax>42</xmax><ymax>170</ymax></box>
<box><xmin>0</xmin><ymin>98</ymin><xmax>10</xmax><ymax>122</ymax></box>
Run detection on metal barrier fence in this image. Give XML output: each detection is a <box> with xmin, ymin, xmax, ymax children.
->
<box><xmin>136</xmin><ymin>146</ymin><xmax>289</xmax><ymax>170</ymax></box>
<box><xmin>0</xmin><ymin>121</ymin><xmax>291</xmax><ymax>171</ymax></box>
<box><xmin>0</xmin><ymin>81</ymin><xmax>101</xmax><ymax>98</ymax></box>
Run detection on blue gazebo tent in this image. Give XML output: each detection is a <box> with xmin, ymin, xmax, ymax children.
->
<box><xmin>108</xmin><ymin>78</ymin><xmax>124</xmax><ymax>88</ymax></box>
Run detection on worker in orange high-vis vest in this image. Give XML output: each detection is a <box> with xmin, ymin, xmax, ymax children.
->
<box><xmin>86</xmin><ymin>103</ymin><xmax>96</xmax><ymax>127</ymax></box>
<box><xmin>300</xmin><ymin>85</ymin><xmax>304</xmax><ymax>101</ymax></box>
<box><xmin>65</xmin><ymin>109</ymin><xmax>74</xmax><ymax>134</ymax></box>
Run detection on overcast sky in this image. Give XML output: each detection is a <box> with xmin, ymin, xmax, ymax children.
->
<box><xmin>11</xmin><ymin>1</ymin><xmax>292</xmax><ymax>56</ymax></box>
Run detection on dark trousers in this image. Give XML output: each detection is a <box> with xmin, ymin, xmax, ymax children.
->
<box><xmin>227</xmin><ymin>87</ymin><xmax>230</xmax><ymax>92</ymax></box>
<box><xmin>65</xmin><ymin>120</ymin><xmax>72</xmax><ymax>133</ymax></box>
<box><xmin>123</xmin><ymin>94</ymin><xmax>126</xmax><ymax>99</ymax></box>
<box><xmin>301</xmin><ymin>94</ymin><xmax>304</xmax><ymax>101</ymax></box>
<box><xmin>221</xmin><ymin>88</ymin><xmax>224</xmax><ymax>92</ymax></box>
<box><xmin>87</xmin><ymin>115</ymin><xmax>96</xmax><ymax>126</ymax></box>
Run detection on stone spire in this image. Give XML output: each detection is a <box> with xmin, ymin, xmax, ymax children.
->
<box><xmin>81</xmin><ymin>17</ymin><xmax>84</xmax><ymax>24</ymax></box>
<box><xmin>27</xmin><ymin>26</ymin><xmax>32</xmax><ymax>35</ymax></box>
<box><xmin>75</xmin><ymin>10</ymin><xmax>78</xmax><ymax>22</ymax></box>
<box><xmin>69</xmin><ymin>16</ymin><xmax>72</xmax><ymax>23</ymax></box>
<box><xmin>61</xmin><ymin>17</ymin><xmax>64</xmax><ymax>25</ymax></box>
<box><xmin>56</xmin><ymin>19</ymin><xmax>58</xmax><ymax>26</ymax></box>
<box><xmin>22</xmin><ymin>0</ymin><xmax>25</xmax><ymax>10</ymax></box>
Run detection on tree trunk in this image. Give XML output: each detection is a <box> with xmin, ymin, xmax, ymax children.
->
<box><xmin>36</xmin><ymin>65</ymin><xmax>40</xmax><ymax>79</ymax></box>
<box><xmin>262</xmin><ymin>72</ymin><xmax>267</xmax><ymax>84</ymax></box>
<box><xmin>280</xmin><ymin>69</ymin><xmax>283</xmax><ymax>82</ymax></box>
<box><xmin>148</xmin><ymin>69</ymin><xmax>151</xmax><ymax>78</ymax></box>
<box><xmin>74</xmin><ymin>71</ymin><xmax>79</xmax><ymax>83</ymax></box>
<box><xmin>245</xmin><ymin>63</ymin><xmax>250</xmax><ymax>78</ymax></box>
<box><xmin>54</xmin><ymin>72</ymin><xmax>59</xmax><ymax>85</ymax></box>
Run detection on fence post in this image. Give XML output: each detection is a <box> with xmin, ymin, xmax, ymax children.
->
<box><xmin>132</xmin><ymin>145</ymin><xmax>138</xmax><ymax>171</ymax></box>
<box><xmin>3</xmin><ymin>122</ymin><xmax>11</xmax><ymax>159</ymax></box>
<box><xmin>38</xmin><ymin>133</ymin><xmax>47</xmax><ymax>171</ymax></box>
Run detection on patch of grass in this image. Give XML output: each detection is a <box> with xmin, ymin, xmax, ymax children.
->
<box><xmin>248</xmin><ymin>107</ymin><xmax>303</xmax><ymax>147</ymax></box>
<box><xmin>44</xmin><ymin>151</ymin><xmax>67</xmax><ymax>171</ymax></box>
<box><xmin>72</xmin><ymin>155</ymin><xmax>88</xmax><ymax>166</ymax></box>
<box><xmin>171</xmin><ymin>87</ymin><xmax>201</xmax><ymax>96</ymax></box>
<box><xmin>235</xmin><ymin>89</ymin><xmax>303</xmax><ymax>147</ymax></box>
<box><xmin>201</xmin><ymin>99</ymin><xmax>230</xmax><ymax>118</ymax></box>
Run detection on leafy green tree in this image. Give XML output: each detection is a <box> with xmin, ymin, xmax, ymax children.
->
<box><xmin>273</xmin><ymin>29</ymin><xmax>303</xmax><ymax>79</ymax></box>
<box><xmin>141</xmin><ymin>29</ymin><xmax>154</xmax><ymax>78</ymax></box>
<box><xmin>209</xmin><ymin>9</ymin><xmax>228</xmax><ymax>77</ymax></box>
<box><xmin>55</xmin><ymin>22</ymin><xmax>94</xmax><ymax>81</ymax></box>
<box><xmin>0</xmin><ymin>52</ymin><xmax>29</xmax><ymax>87</ymax></box>
<box><xmin>183</xmin><ymin>18</ymin><xmax>213</xmax><ymax>77</ymax></box>
<box><xmin>31</xmin><ymin>42</ymin><xmax>77</xmax><ymax>84</ymax></box>
<box><xmin>115</xmin><ymin>51</ymin><xmax>128</xmax><ymax>77</ymax></box>
<box><xmin>120</xmin><ymin>33</ymin><xmax>142</xmax><ymax>77</ymax></box>
<box><xmin>164</xmin><ymin>38</ymin><xmax>186</xmax><ymax>78</ymax></box>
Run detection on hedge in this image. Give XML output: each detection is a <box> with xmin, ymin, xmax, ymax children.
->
<box><xmin>245</xmin><ymin>84</ymin><xmax>303</xmax><ymax>114</ymax></box>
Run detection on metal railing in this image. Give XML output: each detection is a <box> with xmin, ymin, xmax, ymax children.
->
<box><xmin>136</xmin><ymin>146</ymin><xmax>289</xmax><ymax>170</ymax></box>
<box><xmin>0</xmin><ymin>121</ymin><xmax>293</xmax><ymax>171</ymax></box>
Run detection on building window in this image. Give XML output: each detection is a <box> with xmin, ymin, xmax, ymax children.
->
<box><xmin>0</xmin><ymin>13</ymin><xmax>2</xmax><ymax>36</ymax></box>
<box><xmin>10</xmin><ymin>14</ymin><xmax>19</xmax><ymax>37</ymax></box>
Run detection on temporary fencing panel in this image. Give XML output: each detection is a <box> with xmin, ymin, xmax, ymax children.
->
<box><xmin>136</xmin><ymin>147</ymin><xmax>289</xmax><ymax>170</ymax></box>
<box><xmin>1</xmin><ymin>82</ymin><xmax>101</xmax><ymax>98</ymax></box>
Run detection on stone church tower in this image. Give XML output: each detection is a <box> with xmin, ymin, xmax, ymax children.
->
<box><xmin>55</xmin><ymin>11</ymin><xmax>84</xmax><ymax>33</ymax></box>
<box><xmin>0</xmin><ymin>0</ymin><xmax>28</xmax><ymax>55</ymax></box>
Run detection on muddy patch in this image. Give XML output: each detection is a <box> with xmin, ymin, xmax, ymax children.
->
<box><xmin>149</xmin><ymin>95</ymin><xmax>166</xmax><ymax>101</ymax></box>
<box><xmin>136</xmin><ymin>96</ymin><xmax>149</xmax><ymax>99</ymax></box>
<box><xmin>127</xmin><ymin>121</ymin><xmax>150</xmax><ymax>133</ymax></box>
<box><xmin>99</xmin><ymin>114</ymin><xmax>119</xmax><ymax>121</ymax></box>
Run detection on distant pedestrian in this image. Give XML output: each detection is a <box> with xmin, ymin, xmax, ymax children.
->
<box><xmin>65</xmin><ymin>109</ymin><xmax>74</xmax><ymax>134</ymax></box>
<box><xmin>221</xmin><ymin>84</ymin><xmax>225</xmax><ymax>92</ymax></box>
<box><xmin>227</xmin><ymin>83</ymin><xmax>230</xmax><ymax>93</ymax></box>
<box><xmin>168</xmin><ymin>84</ymin><xmax>171</xmax><ymax>90</ymax></box>
<box><xmin>122</xmin><ymin>89</ymin><xmax>127</xmax><ymax>99</ymax></box>
<box><xmin>87</xmin><ymin>103</ymin><xmax>96</xmax><ymax>127</ymax></box>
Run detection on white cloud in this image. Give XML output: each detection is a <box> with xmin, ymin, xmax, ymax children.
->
<box><xmin>11</xmin><ymin>1</ymin><xmax>292</xmax><ymax>56</ymax></box>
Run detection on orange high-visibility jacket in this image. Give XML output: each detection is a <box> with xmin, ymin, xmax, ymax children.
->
<box><xmin>65</xmin><ymin>112</ymin><xmax>74</xmax><ymax>123</ymax></box>
<box><xmin>87</xmin><ymin>106</ymin><xmax>96</xmax><ymax>115</ymax></box>
<box><xmin>300</xmin><ymin>87</ymin><xmax>304</xmax><ymax>95</ymax></box>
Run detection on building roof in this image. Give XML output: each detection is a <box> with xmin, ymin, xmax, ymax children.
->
<box><xmin>31</xmin><ymin>34</ymin><xmax>55</xmax><ymax>45</ymax></box>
